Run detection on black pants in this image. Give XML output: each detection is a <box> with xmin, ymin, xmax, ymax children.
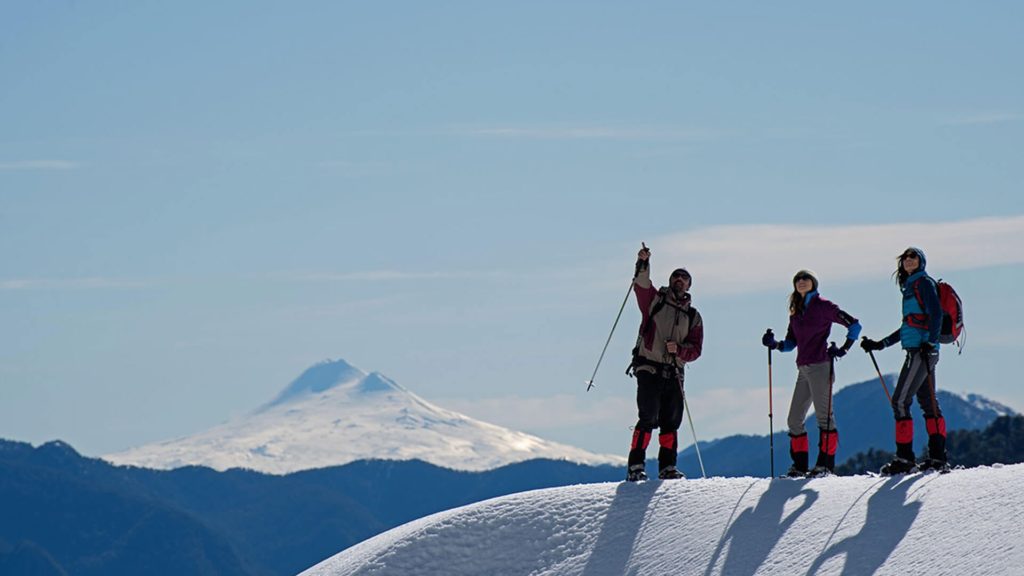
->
<box><xmin>627</xmin><ymin>366</ymin><xmax>684</xmax><ymax>470</ymax></box>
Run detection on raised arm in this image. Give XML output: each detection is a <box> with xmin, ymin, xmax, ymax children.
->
<box><xmin>633</xmin><ymin>244</ymin><xmax>657</xmax><ymax>313</ymax></box>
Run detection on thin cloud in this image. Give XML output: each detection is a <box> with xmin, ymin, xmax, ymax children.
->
<box><xmin>462</xmin><ymin>125</ymin><xmax>717</xmax><ymax>142</ymax></box>
<box><xmin>287</xmin><ymin>216</ymin><xmax>1024</xmax><ymax>293</ymax></box>
<box><xmin>439</xmin><ymin>388</ymin><xmax>768</xmax><ymax>447</ymax></box>
<box><xmin>941</xmin><ymin>112</ymin><xmax>1024</xmax><ymax>126</ymax></box>
<box><xmin>294</xmin><ymin>271</ymin><xmax>451</xmax><ymax>281</ymax></box>
<box><xmin>0</xmin><ymin>160</ymin><xmax>82</xmax><ymax>171</ymax></box>
<box><xmin>440</xmin><ymin>394</ymin><xmax>633</xmax><ymax>430</ymax></box>
<box><xmin>645</xmin><ymin>215</ymin><xmax>1024</xmax><ymax>294</ymax></box>
<box><xmin>272</xmin><ymin>297</ymin><xmax>399</xmax><ymax>320</ymax></box>
<box><xmin>290</xmin><ymin>270</ymin><xmax>513</xmax><ymax>282</ymax></box>
<box><xmin>315</xmin><ymin>160</ymin><xmax>391</xmax><ymax>176</ymax></box>
<box><xmin>0</xmin><ymin>277</ymin><xmax>150</xmax><ymax>290</ymax></box>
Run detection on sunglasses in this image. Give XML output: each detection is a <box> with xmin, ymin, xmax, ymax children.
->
<box><xmin>794</xmin><ymin>274</ymin><xmax>814</xmax><ymax>282</ymax></box>
<box><xmin>671</xmin><ymin>272</ymin><xmax>690</xmax><ymax>280</ymax></box>
<box><xmin>901</xmin><ymin>253</ymin><xmax>920</xmax><ymax>260</ymax></box>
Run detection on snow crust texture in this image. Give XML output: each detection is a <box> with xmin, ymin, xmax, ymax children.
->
<box><xmin>304</xmin><ymin>463</ymin><xmax>1024</xmax><ymax>576</ymax></box>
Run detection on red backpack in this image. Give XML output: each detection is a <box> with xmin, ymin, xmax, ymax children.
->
<box><xmin>915</xmin><ymin>277</ymin><xmax>965</xmax><ymax>349</ymax></box>
<box><xmin>936</xmin><ymin>280</ymin><xmax>965</xmax><ymax>346</ymax></box>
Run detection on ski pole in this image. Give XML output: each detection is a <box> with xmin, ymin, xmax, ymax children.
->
<box><xmin>672</xmin><ymin>365</ymin><xmax>706</xmax><ymax>478</ymax></box>
<box><xmin>586</xmin><ymin>282</ymin><xmax>633</xmax><ymax>391</ymax></box>
<box><xmin>767</xmin><ymin>329</ymin><xmax>775</xmax><ymax>478</ymax></box>
<box><xmin>824</xmin><ymin>343</ymin><xmax>838</xmax><ymax>469</ymax></box>
<box><xmin>865</xmin><ymin>343</ymin><xmax>893</xmax><ymax>403</ymax></box>
<box><xmin>923</xmin><ymin>348</ymin><xmax>941</xmax><ymax>423</ymax></box>
<box><xmin>684</xmin><ymin>395</ymin><xmax>706</xmax><ymax>478</ymax></box>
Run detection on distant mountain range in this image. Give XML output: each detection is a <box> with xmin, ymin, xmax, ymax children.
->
<box><xmin>104</xmin><ymin>358</ymin><xmax>624</xmax><ymax>473</ymax></box>
<box><xmin>0</xmin><ymin>440</ymin><xmax>622</xmax><ymax>576</ymax></box>
<box><xmin>3</xmin><ymin>372</ymin><xmax>1018</xmax><ymax>575</ymax></box>
<box><xmin>104</xmin><ymin>358</ymin><xmax>1015</xmax><ymax>480</ymax></box>
<box><xmin>676</xmin><ymin>374</ymin><xmax>1017</xmax><ymax>478</ymax></box>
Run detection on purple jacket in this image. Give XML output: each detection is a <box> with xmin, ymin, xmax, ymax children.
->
<box><xmin>781</xmin><ymin>291</ymin><xmax>861</xmax><ymax>366</ymax></box>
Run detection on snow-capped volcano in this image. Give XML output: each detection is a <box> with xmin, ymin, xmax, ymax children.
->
<box><xmin>104</xmin><ymin>359</ymin><xmax>624</xmax><ymax>474</ymax></box>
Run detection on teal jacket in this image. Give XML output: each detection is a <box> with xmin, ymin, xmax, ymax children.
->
<box><xmin>881</xmin><ymin>248</ymin><xmax>942</xmax><ymax>350</ymax></box>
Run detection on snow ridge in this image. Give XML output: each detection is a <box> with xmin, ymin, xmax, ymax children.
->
<box><xmin>303</xmin><ymin>464</ymin><xmax>1024</xmax><ymax>576</ymax></box>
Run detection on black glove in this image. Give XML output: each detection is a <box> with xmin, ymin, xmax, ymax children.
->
<box><xmin>841</xmin><ymin>337</ymin><xmax>854</xmax><ymax>354</ymax></box>
<box><xmin>634</xmin><ymin>245</ymin><xmax>650</xmax><ymax>277</ymax></box>
<box><xmin>634</xmin><ymin>258</ymin><xmax>649</xmax><ymax>277</ymax></box>
<box><xmin>919</xmin><ymin>341</ymin><xmax>935</xmax><ymax>354</ymax></box>
<box><xmin>762</xmin><ymin>329</ymin><xmax>778</xmax><ymax>349</ymax></box>
<box><xmin>860</xmin><ymin>337</ymin><xmax>884</xmax><ymax>352</ymax></box>
<box><xmin>828</xmin><ymin>342</ymin><xmax>846</xmax><ymax>359</ymax></box>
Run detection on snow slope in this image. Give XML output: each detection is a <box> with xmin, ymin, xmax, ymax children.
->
<box><xmin>303</xmin><ymin>463</ymin><xmax>1024</xmax><ymax>576</ymax></box>
<box><xmin>104</xmin><ymin>359</ymin><xmax>623</xmax><ymax>473</ymax></box>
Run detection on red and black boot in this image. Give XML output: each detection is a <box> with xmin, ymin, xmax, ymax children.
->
<box><xmin>786</xmin><ymin>432</ymin><xmax>809</xmax><ymax>477</ymax></box>
<box><xmin>626</xmin><ymin>428</ymin><xmax>651</xmax><ymax>481</ymax></box>
<box><xmin>920</xmin><ymin>416</ymin><xmax>951</xmax><ymax>473</ymax></box>
<box><xmin>809</xmin><ymin>429</ymin><xmax>838</xmax><ymax>477</ymax></box>
<box><xmin>881</xmin><ymin>418</ymin><xmax>918</xmax><ymax>475</ymax></box>
<box><xmin>657</xmin><ymin>432</ymin><xmax>684</xmax><ymax>480</ymax></box>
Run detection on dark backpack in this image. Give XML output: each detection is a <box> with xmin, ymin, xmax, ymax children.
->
<box><xmin>914</xmin><ymin>277</ymin><xmax>965</xmax><ymax>349</ymax></box>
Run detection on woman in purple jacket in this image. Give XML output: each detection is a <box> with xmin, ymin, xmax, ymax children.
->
<box><xmin>762</xmin><ymin>270</ymin><xmax>861</xmax><ymax>477</ymax></box>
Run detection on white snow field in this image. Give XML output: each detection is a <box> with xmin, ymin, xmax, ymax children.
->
<box><xmin>303</xmin><ymin>463</ymin><xmax>1024</xmax><ymax>576</ymax></box>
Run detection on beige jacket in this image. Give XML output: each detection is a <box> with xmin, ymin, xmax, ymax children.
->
<box><xmin>632</xmin><ymin>265</ymin><xmax>704</xmax><ymax>370</ymax></box>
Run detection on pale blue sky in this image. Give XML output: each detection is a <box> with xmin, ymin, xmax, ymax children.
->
<box><xmin>2</xmin><ymin>2</ymin><xmax>1022</xmax><ymax>458</ymax></box>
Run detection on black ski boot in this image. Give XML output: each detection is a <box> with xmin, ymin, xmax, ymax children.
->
<box><xmin>807</xmin><ymin>465</ymin><xmax>834</xmax><ymax>478</ymax></box>
<box><xmin>658</xmin><ymin>466</ymin><xmax>685</xmax><ymax>480</ymax></box>
<box><xmin>918</xmin><ymin>458</ymin><xmax>952</xmax><ymax>474</ymax></box>
<box><xmin>784</xmin><ymin>466</ymin><xmax>809</xmax><ymax>478</ymax></box>
<box><xmin>626</xmin><ymin>465</ymin><xmax>648</xmax><ymax>482</ymax></box>
<box><xmin>880</xmin><ymin>456</ymin><xmax>918</xmax><ymax>476</ymax></box>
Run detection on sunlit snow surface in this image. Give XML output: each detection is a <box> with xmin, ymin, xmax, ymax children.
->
<box><xmin>303</xmin><ymin>463</ymin><xmax>1024</xmax><ymax>576</ymax></box>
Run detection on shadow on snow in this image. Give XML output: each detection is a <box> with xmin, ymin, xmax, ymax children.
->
<box><xmin>806</xmin><ymin>475</ymin><xmax>924</xmax><ymax>575</ymax></box>
<box><xmin>580</xmin><ymin>481</ymin><xmax>661</xmax><ymax>576</ymax></box>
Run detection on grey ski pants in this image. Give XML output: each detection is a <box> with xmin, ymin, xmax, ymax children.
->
<box><xmin>787</xmin><ymin>361</ymin><xmax>836</xmax><ymax>435</ymax></box>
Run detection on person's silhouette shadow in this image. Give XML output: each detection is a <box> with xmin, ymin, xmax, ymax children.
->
<box><xmin>806</xmin><ymin>475</ymin><xmax>923</xmax><ymax>575</ymax></box>
<box><xmin>704</xmin><ymin>479</ymin><xmax>819</xmax><ymax>576</ymax></box>
<box><xmin>581</xmin><ymin>481</ymin><xmax>662</xmax><ymax>576</ymax></box>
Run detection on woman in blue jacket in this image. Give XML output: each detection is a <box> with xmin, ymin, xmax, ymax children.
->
<box><xmin>861</xmin><ymin>247</ymin><xmax>949</xmax><ymax>474</ymax></box>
